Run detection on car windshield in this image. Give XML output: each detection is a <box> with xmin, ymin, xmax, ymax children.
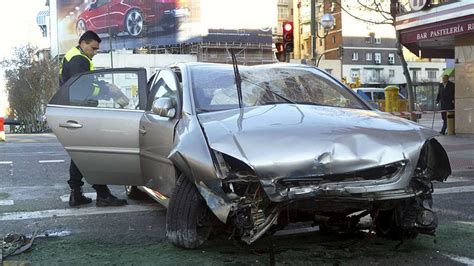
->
<box><xmin>190</xmin><ymin>65</ymin><xmax>367</xmax><ymax>113</ymax></box>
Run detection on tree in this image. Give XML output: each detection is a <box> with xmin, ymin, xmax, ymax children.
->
<box><xmin>1</xmin><ymin>45</ymin><xmax>58</xmax><ymax>133</ymax></box>
<box><xmin>333</xmin><ymin>0</ymin><xmax>417</xmax><ymax>120</ymax></box>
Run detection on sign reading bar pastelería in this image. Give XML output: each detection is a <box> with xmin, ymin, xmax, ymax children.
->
<box><xmin>401</xmin><ymin>20</ymin><xmax>474</xmax><ymax>43</ymax></box>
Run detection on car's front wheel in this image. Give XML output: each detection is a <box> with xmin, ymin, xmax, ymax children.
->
<box><xmin>166</xmin><ymin>174</ymin><xmax>214</xmax><ymax>249</ymax></box>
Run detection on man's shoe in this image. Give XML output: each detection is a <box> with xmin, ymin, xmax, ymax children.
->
<box><xmin>96</xmin><ymin>194</ymin><xmax>128</xmax><ymax>207</ymax></box>
<box><xmin>69</xmin><ymin>188</ymin><xmax>92</xmax><ymax>207</ymax></box>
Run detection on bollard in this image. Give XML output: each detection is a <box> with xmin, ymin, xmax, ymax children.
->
<box><xmin>447</xmin><ymin>111</ymin><xmax>455</xmax><ymax>135</ymax></box>
<box><xmin>0</xmin><ymin>117</ymin><xmax>5</xmax><ymax>141</ymax></box>
<box><xmin>384</xmin><ymin>86</ymin><xmax>399</xmax><ymax>112</ymax></box>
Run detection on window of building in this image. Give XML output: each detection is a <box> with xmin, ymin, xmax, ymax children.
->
<box><xmin>410</xmin><ymin>68</ymin><xmax>421</xmax><ymax>83</ymax></box>
<box><xmin>374</xmin><ymin>53</ymin><xmax>381</xmax><ymax>64</ymax></box>
<box><xmin>332</xmin><ymin>35</ymin><xmax>336</xmax><ymax>44</ymax></box>
<box><xmin>374</xmin><ymin>37</ymin><xmax>382</xmax><ymax>44</ymax></box>
<box><xmin>427</xmin><ymin>69</ymin><xmax>438</xmax><ymax>81</ymax></box>
<box><xmin>366</xmin><ymin>69</ymin><xmax>382</xmax><ymax>82</ymax></box>
<box><xmin>389</xmin><ymin>69</ymin><xmax>395</xmax><ymax>78</ymax></box>
<box><xmin>365</xmin><ymin>36</ymin><xmax>372</xmax><ymax>43</ymax></box>
<box><xmin>278</xmin><ymin>7</ymin><xmax>289</xmax><ymax>20</ymax></box>
<box><xmin>352</xmin><ymin>52</ymin><xmax>359</xmax><ymax>61</ymax></box>
<box><xmin>325</xmin><ymin>69</ymin><xmax>333</xmax><ymax>75</ymax></box>
<box><xmin>366</xmin><ymin>52</ymin><xmax>372</xmax><ymax>61</ymax></box>
<box><xmin>388</xmin><ymin>53</ymin><xmax>395</xmax><ymax>64</ymax></box>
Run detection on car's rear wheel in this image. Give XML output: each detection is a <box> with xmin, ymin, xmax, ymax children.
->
<box><xmin>125</xmin><ymin>185</ymin><xmax>145</xmax><ymax>199</ymax></box>
<box><xmin>125</xmin><ymin>9</ymin><xmax>146</xmax><ymax>37</ymax></box>
<box><xmin>166</xmin><ymin>174</ymin><xmax>214</xmax><ymax>249</ymax></box>
<box><xmin>76</xmin><ymin>19</ymin><xmax>87</xmax><ymax>37</ymax></box>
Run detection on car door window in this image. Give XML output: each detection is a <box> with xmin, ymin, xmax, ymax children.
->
<box><xmin>49</xmin><ymin>68</ymin><xmax>147</xmax><ymax>110</ymax></box>
<box><xmin>68</xmin><ymin>72</ymin><xmax>139</xmax><ymax>109</ymax></box>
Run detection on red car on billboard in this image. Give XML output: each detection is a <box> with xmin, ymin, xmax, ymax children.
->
<box><xmin>76</xmin><ymin>0</ymin><xmax>187</xmax><ymax>37</ymax></box>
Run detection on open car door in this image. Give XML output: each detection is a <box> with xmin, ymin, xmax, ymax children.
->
<box><xmin>46</xmin><ymin>68</ymin><xmax>148</xmax><ymax>186</ymax></box>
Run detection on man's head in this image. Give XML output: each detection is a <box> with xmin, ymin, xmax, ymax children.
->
<box><xmin>78</xmin><ymin>31</ymin><xmax>101</xmax><ymax>59</ymax></box>
<box><xmin>442</xmin><ymin>74</ymin><xmax>449</xmax><ymax>84</ymax></box>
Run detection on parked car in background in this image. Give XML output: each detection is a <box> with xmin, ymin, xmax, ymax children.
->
<box><xmin>46</xmin><ymin>63</ymin><xmax>451</xmax><ymax>249</ymax></box>
<box><xmin>76</xmin><ymin>0</ymin><xmax>187</xmax><ymax>37</ymax></box>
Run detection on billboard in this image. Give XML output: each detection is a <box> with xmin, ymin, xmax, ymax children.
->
<box><xmin>56</xmin><ymin>0</ymin><xmax>276</xmax><ymax>55</ymax></box>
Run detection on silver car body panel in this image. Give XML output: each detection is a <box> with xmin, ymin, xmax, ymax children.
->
<box><xmin>46</xmin><ymin>105</ymin><xmax>147</xmax><ymax>186</ymax></box>
<box><xmin>197</xmin><ymin>104</ymin><xmax>437</xmax><ymax>202</ymax></box>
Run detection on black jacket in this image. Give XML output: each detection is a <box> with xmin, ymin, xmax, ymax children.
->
<box><xmin>436</xmin><ymin>81</ymin><xmax>455</xmax><ymax>110</ymax></box>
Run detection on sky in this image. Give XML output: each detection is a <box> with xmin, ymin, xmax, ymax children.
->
<box><xmin>0</xmin><ymin>0</ymin><xmax>47</xmax><ymax>116</ymax></box>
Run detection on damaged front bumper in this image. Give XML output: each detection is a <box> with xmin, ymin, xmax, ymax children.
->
<box><xmin>199</xmin><ymin>138</ymin><xmax>451</xmax><ymax>244</ymax></box>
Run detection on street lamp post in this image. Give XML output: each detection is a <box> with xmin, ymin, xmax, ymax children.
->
<box><xmin>310</xmin><ymin>1</ymin><xmax>335</xmax><ymax>66</ymax></box>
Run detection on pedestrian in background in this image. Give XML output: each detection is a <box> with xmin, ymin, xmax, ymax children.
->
<box><xmin>60</xmin><ymin>30</ymin><xmax>127</xmax><ymax>207</ymax></box>
<box><xmin>436</xmin><ymin>74</ymin><xmax>455</xmax><ymax>135</ymax></box>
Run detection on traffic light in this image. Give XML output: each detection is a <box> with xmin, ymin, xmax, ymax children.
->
<box><xmin>275</xmin><ymin>42</ymin><xmax>285</xmax><ymax>62</ymax></box>
<box><xmin>337</xmin><ymin>46</ymin><xmax>344</xmax><ymax>57</ymax></box>
<box><xmin>282</xmin><ymin>21</ymin><xmax>294</xmax><ymax>53</ymax></box>
<box><xmin>275</xmin><ymin>42</ymin><xmax>284</xmax><ymax>53</ymax></box>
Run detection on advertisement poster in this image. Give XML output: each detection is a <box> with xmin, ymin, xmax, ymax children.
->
<box><xmin>56</xmin><ymin>0</ymin><xmax>275</xmax><ymax>54</ymax></box>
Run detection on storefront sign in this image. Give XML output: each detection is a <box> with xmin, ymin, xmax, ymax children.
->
<box><xmin>401</xmin><ymin>20</ymin><xmax>474</xmax><ymax>43</ymax></box>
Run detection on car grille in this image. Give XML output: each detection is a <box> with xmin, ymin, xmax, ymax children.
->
<box><xmin>277</xmin><ymin>161</ymin><xmax>406</xmax><ymax>188</ymax></box>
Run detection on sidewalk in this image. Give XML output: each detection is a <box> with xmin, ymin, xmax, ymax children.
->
<box><xmin>417</xmin><ymin>113</ymin><xmax>474</xmax><ymax>178</ymax></box>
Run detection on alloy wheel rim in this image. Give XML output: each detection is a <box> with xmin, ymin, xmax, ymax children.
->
<box><xmin>126</xmin><ymin>10</ymin><xmax>143</xmax><ymax>36</ymax></box>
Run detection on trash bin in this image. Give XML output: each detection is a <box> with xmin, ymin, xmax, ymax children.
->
<box><xmin>384</xmin><ymin>86</ymin><xmax>399</xmax><ymax>113</ymax></box>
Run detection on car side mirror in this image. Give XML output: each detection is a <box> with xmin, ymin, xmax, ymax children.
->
<box><xmin>89</xmin><ymin>3</ymin><xmax>97</xmax><ymax>10</ymax></box>
<box><xmin>152</xmin><ymin>97</ymin><xmax>176</xmax><ymax>118</ymax></box>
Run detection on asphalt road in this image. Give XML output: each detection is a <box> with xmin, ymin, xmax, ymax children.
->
<box><xmin>1</xmin><ymin>132</ymin><xmax>473</xmax><ymax>265</ymax></box>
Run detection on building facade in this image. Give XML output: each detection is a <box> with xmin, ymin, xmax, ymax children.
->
<box><xmin>292</xmin><ymin>0</ymin><xmax>446</xmax><ymax>88</ymax></box>
<box><xmin>396</xmin><ymin>0</ymin><xmax>474</xmax><ymax>134</ymax></box>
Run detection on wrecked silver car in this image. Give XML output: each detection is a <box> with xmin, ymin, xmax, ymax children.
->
<box><xmin>46</xmin><ymin>62</ymin><xmax>451</xmax><ymax>249</ymax></box>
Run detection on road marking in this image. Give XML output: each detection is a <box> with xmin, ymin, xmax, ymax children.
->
<box><xmin>0</xmin><ymin>161</ymin><xmax>12</xmax><ymax>165</ymax></box>
<box><xmin>60</xmin><ymin>193</ymin><xmax>96</xmax><ymax>202</ymax></box>
<box><xmin>0</xmin><ymin>204</ymin><xmax>164</xmax><ymax>221</ymax></box>
<box><xmin>433</xmin><ymin>185</ymin><xmax>474</xmax><ymax>195</ymax></box>
<box><xmin>442</xmin><ymin>253</ymin><xmax>474</xmax><ymax>265</ymax></box>
<box><xmin>38</xmin><ymin>160</ymin><xmax>65</xmax><ymax>163</ymax></box>
<box><xmin>0</xmin><ymin>200</ymin><xmax>14</xmax><ymax>206</ymax></box>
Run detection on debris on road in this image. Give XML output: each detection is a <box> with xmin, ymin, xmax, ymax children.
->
<box><xmin>1</xmin><ymin>231</ymin><xmax>37</xmax><ymax>262</ymax></box>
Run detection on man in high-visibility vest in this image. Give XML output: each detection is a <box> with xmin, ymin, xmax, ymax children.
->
<box><xmin>61</xmin><ymin>31</ymin><xmax>127</xmax><ymax>207</ymax></box>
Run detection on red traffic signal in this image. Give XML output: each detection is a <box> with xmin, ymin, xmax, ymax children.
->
<box><xmin>282</xmin><ymin>21</ymin><xmax>294</xmax><ymax>52</ymax></box>
<box><xmin>283</xmin><ymin>22</ymin><xmax>293</xmax><ymax>32</ymax></box>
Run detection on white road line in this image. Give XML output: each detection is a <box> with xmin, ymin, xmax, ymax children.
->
<box><xmin>0</xmin><ymin>161</ymin><xmax>13</xmax><ymax>165</ymax></box>
<box><xmin>0</xmin><ymin>200</ymin><xmax>14</xmax><ymax>206</ymax></box>
<box><xmin>38</xmin><ymin>160</ymin><xmax>65</xmax><ymax>164</ymax></box>
<box><xmin>442</xmin><ymin>254</ymin><xmax>474</xmax><ymax>265</ymax></box>
<box><xmin>0</xmin><ymin>204</ymin><xmax>163</xmax><ymax>221</ymax></box>
<box><xmin>434</xmin><ymin>185</ymin><xmax>474</xmax><ymax>195</ymax></box>
<box><xmin>60</xmin><ymin>193</ymin><xmax>96</xmax><ymax>202</ymax></box>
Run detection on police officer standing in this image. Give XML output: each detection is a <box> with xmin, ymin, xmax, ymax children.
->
<box><xmin>60</xmin><ymin>31</ymin><xmax>127</xmax><ymax>207</ymax></box>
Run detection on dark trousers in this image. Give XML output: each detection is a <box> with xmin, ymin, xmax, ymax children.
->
<box><xmin>68</xmin><ymin>159</ymin><xmax>109</xmax><ymax>195</ymax></box>
<box><xmin>440</xmin><ymin>112</ymin><xmax>447</xmax><ymax>134</ymax></box>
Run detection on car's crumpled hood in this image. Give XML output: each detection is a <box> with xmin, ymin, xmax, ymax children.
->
<box><xmin>198</xmin><ymin>104</ymin><xmax>436</xmax><ymax>179</ymax></box>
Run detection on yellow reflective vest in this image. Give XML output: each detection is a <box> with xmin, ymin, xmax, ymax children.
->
<box><xmin>60</xmin><ymin>47</ymin><xmax>100</xmax><ymax>97</ymax></box>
